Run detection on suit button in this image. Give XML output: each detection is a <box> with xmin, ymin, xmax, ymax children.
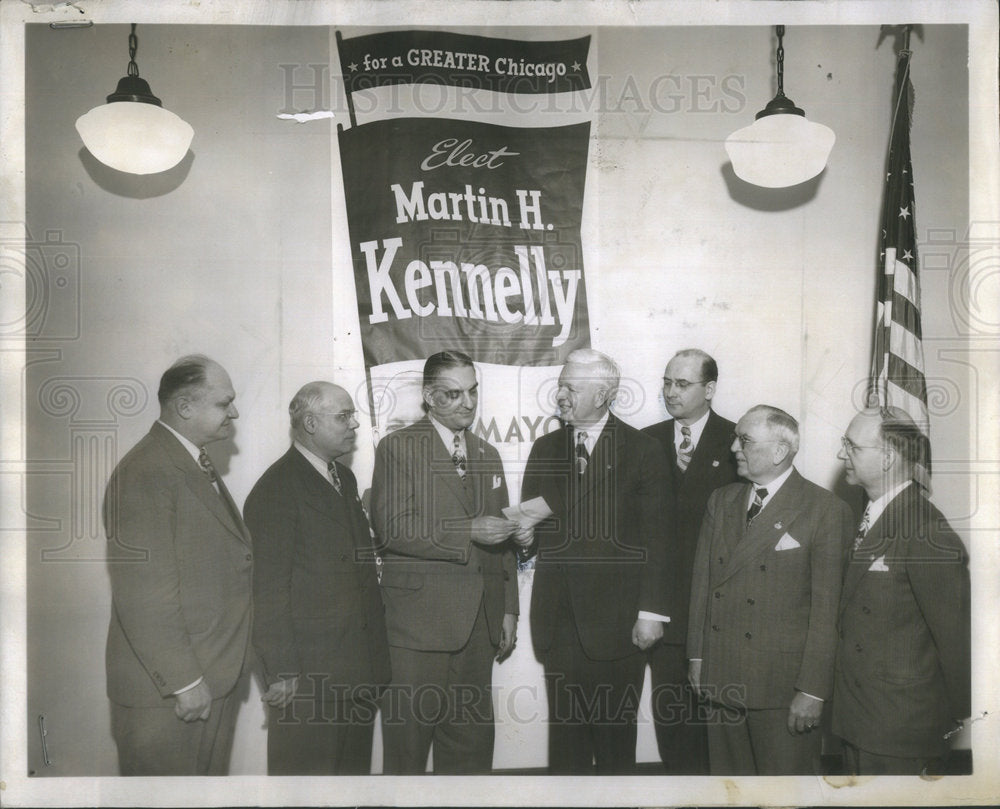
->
<box><xmin>718</xmin><ymin>556</ymin><xmax>724</xmax><ymax>564</ymax></box>
<box><xmin>477</xmin><ymin>565</ymin><xmax>483</xmax><ymax>573</ymax></box>
<box><xmin>855</xmin><ymin>643</ymin><xmax>863</xmax><ymax>652</ymax></box>
<box><xmin>714</xmin><ymin>591</ymin><xmax>722</xmax><ymax>599</ymax></box>
<box><xmin>746</xmin><ymin>598</ymin><xmax>754</xmax><ymax>605</ymax></box>
<box><xmin>862</xmin><ymin>606</ymin><xmax>871</xmax><ymax>614</ymax></box>
<box><xmin>503</xmin><ymin>571</ymin><xmax>510</xmax><ymax>581</ymax></box>
<box><xmin>340</xmin><ymin>554</ymin><xmax>348</xmax><ymax>561</ymax></box>
<box><xmin>711</xmin><ymin>625</ymin><xmax>720</xmax><ymax>632</ymax></box>
<box><xmin>759</xmin><ymin>564</ymin><xmax>766</xmax><ymax>571</ymax></box>
<box><xmin>245</xmin><ymin>553</ymin><xmax>252</xmax><ymax>562</ymax></box>
<box><xmin>744</xmin><ymin>632</ymin><xmax>752</xmax><ymax>639</ymax></box>
<box><xmin>854</xmin><ymin>679</ymin><xmax>861</xmax><ymax>688</ymax></box>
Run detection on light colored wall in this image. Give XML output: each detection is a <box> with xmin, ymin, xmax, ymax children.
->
<box><xmin>23</xmin><ymin>22</ymin><xmax>972</xmax><ymax>776</ymax></box>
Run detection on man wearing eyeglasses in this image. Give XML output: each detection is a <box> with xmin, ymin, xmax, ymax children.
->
<box><xmin>831</xmin><ymin>407</ymin><xmax>970</xmax><ymax>775</ymax></box>
<box><xmin>641</xmin><ymin>349</ymin><xmax>737</xmax><ymax>774</ymax></box>
<box><xmin>244</xmin><ymin>381</ymin><xmax>390</xmax><ymax>774</ymax></box>
<box><xmin>687</xmin><ymin>405</ymin><xmax>853</xmax><ymax>775</ymax></box>
<box><xmin>371</xmin><ymin>351</ymin><xmax>523</xmax><ymax>774</ymax></box>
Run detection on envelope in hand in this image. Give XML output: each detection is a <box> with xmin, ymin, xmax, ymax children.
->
<box><xmin>868</xmin><ymin>555</ymin><xmax>890</xmax><ymax>572</ymax></box>
<box><xmin>774</xmin><ymin>533</ymin><xmax>801</xmax><ymax>551</ymax></box>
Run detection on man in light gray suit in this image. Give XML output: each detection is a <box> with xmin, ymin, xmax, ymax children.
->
<box><xmin>104</xmin><ymin>355</ymin><xmax>252</xmax><ymax>775</ymax></box>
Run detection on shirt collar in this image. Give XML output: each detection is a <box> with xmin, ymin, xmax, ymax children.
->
<box><xmin>675</xmin><ymin>408</ymin><xmax>711</xmax><ymax>448</ymax></box>
<box><xmin>157</xmin><ymin>420</ymin><xmax>202</xmax><ymax>463</ymax></box>
<box><xmin>428</xmin><ymin>413</ymin><xmax>466</xmax><ymax>451</ymax></box>
<box><xmin>749</xmin><ymin>464</ymin><xmax>795</xmax><ymax>507</ymax></box>
<box><xmin>294</xmin><ymin>440</ymin><xmax>334</xmax><ymax>479</ymax></box>
<box><xmin>572</xmin><ymin>410</ymin><xmax>610</xmax><ymax>452</ymax></box>
<box><xmin>864</xmin><ymin>479</ymin><xmax>913</xmax><ymax>526</ymax></box>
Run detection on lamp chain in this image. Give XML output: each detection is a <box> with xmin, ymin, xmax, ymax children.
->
<box><xmin>127</xmin><ymin>23</ymin><xmax>139</xmax><ymax>78</ymax></box>
<box><xmin>775</xmin><ymin>24</ymin><xmax>785</xmax><ymax>96</ymax></box>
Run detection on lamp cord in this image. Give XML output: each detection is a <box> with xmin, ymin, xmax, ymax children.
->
<box><xmin>127</xmin><ymin>23</ymin><xmax>139</xmax><ymax>78</ymax></box>
<box><xmin>775</xmin><ymin>24</ymin><xmax>785</xmax><ymax>96</ymax></box>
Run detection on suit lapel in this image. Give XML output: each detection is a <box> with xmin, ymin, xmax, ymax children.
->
<box><xmin>424</xmin><ymin>418</ymin><xmax>475</xmax><ymax>516</ymax></box>
<box><xmin>840</xmin><ymin>486</ymin><xmax>909</xmax><ymax>610</ymax></box>
<box><xmin>681</xmin><ymin>411</ymin><xmax>730</xmax><ymax>494</ymax></box>
<box><xmin>288</xmin><ymin>447</ymin><xmax>353</xmax><ymax>531</ymax></box>
<box><xmin>571</xmin><ymin>414</ymin><xmax>617</xmax><ymax>506</ymax></box>
<box><xmin>719</xmin><ymin>470</ymin><xmax>803</xmax><ymax>582</ymax></box>
<box><xmin>152</xmin><ymin>424</ymin><xmax>249</xmax><ymax>545</ymax></box>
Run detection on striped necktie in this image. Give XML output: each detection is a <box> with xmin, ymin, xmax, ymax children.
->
<box><xmin>677</xmin><ymin>425</ymin><xmax>693</xmax><ymax>472</ymax></box>
<box><xmin>746</xmin><ymin>486</ymin><xmax>768</xmax><ymax>527</ymax></box>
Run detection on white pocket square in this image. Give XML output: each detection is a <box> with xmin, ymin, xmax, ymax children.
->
<box><xmin>868</xmin><ymin>555</ymin><xmax>890</xmax><ymax>572</ymax></box>
<box><xmin>492</xmin><ymin>475</ymin><xmax>502</xmax><ymax>489</ymax></box>
<box><xmin>774</xmin><ymin>533</ymin><xmax>801</xmax><ymax>551</ymax></box>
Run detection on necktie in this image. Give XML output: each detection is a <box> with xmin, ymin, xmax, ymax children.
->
<box><xmin>575</xmin><ymin>430</ymin><xmax>589</xmax><ymax>475</ymax></box>
<box><xmin>198</xmin><ymin>448</ymin><xmax>218</xmax><ymax>486</ymax></box>
<box><xmin>746</xmin><ymin>486</ymin><xmax>768</xmax><ymax>527</ymax></box>
<box><xmin>451</xmin><ymin>432</ymin><xmax>467</xmax><ymax>479</ymax></box>
<box><xmin>853</xmin><ymin>507</ymin><xmax>871</xmax><ymax>551</ymax></box>
<box><xmin>677</xmin><ymin>425</ymin><xmax>693</xmax><ymax>472</ymax></box>
<box><xmin>326</xmin><ymin>460</ymin><xmax>342</xmax><ymax>494</ymax></box>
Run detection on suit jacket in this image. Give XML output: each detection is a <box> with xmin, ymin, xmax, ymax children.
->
<box><xmin>523</xmin><ymin>414</ymin><xmax>672</xmax><ymax>661</ymax></box>
<box><xmin>243</xmin><ymin>447</ymin><xmax>390</xmax><ymax>695</ymax></box>
<box><xmin>687</xmin><ymin>469</ymin><xmax>853</xmax><ymax>708</ymax></box>
<box><xmin>832</xmin><ymin>484</ymin><xmax>971</xmax><ymax>758</ymax></box>
<box><xmin>103</xmin><ymin>422</ymin><xmax>253</xmax><ymax>707</ymax></box>
<box><xmin>371</xmin><ymin>417</ymin><xmax>518</xmax><ymax>652</ymax></box>
<box><xmin>643</xmin><ymin>410</ymin><xmax>738</xmax><ymax>644</ymax></box>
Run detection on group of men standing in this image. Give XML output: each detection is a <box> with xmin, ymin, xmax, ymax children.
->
<box><xmin>103</xmin><ymin>349</ymin><xmax>970</xmax><ymax>777</ymax></box>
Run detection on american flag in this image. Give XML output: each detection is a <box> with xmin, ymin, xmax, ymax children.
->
<box><xmin>868</xmin><ymin>48</ymin><xmax>929</xmax><ymax>437</ymax></box>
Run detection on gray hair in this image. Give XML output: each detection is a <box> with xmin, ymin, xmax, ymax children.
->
<box><xmin>746</xmin><ymin>404</ymin><xmax>800</xmax><ymax>454</ymax></box>
<box><xmin>565</xmin><ymin>348</ymin><xmax>621</xmax><ymax>393</ymax></box>
<box><xmin>288</xmin><ymin>382</ymin><xmax>330</xmax><ymax>430</ymax></box>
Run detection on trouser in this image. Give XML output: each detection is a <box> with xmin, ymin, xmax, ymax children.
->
<box><xmin>380</xmin><ymin>600</ymin><xmax>496</xmax><ymax>774</ymax></box>
<box><xmin>111</xmin><ymin>689</ymin><xmax>239</xmax><ymax>776</ymax></box>
<box><xmin>647</xmin><ymin>642</ymin><xmax>710</xmax><ymax>774</ymax></box>
<box><xmin>706</xmin><ymin>701</ymin><xmax>822</xmax><ymax>776</ymax></box>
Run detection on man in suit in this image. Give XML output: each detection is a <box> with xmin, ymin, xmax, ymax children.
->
<box><xmin>642</xmin><ymin>349</ymin><xmax>737</xmax><ymax>773</ymax></box>
<box><xmin>832</xmin><ymin>406</ymin><xmax>970</xmax><ymax>774</ymax></box>
<box><xmin>244</xmin><ymin>381</ymin><xmax>391</xmax><ymax>774</ymax></box>
<box><xmin>687</xmin><ymin>405</ymin><xmax>853</xmax><ymax>775</ymax></box>
<box><xmin>371</xmin><ymin>350</ymin><xmax>522</xmax><ymax>774</ymax></box>
<box><xmin>522</xmin><ymin>348</ymin><xmax>671</xmax><ymax>774</ymax></box>
<box><xmin>103</xmin><ymin>355</ymin><xmax>252</xmax><ymax>775</ymax></box>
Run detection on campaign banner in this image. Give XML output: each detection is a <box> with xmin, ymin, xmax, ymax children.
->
<box><xmin>337</xmin><ymin>30</ymin><xmax>592</xmax><ymax>95</ymax></box>
<box><xmin>338</xmin><ymin>115</ymin><xmax>592</xmax><ymax>370</ymax></box>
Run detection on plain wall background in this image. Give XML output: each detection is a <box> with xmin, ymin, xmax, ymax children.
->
<box><xmin>21</xmin><ymin>20</ymin><xmax>977</xmax><ymax>777</ymax></box>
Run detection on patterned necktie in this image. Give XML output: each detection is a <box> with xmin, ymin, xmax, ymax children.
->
<box><xmin>198</xmin><ymin>448</ymin><xmax>218</xmax><ymax>485</ymax></box>
<box><xmin>853</xmin><ymin>507</ymin><xmax>871</xmax><ymax>550</ymax></box>
<box><xmin>326</xmin><ymin>460</ymin><xmax>342</xmax><ymax>494</ymax></box>
<box><xmin>575</xmin><ymin>430</ymin><xmax>589</xmax><ymax>475</ymax></box>
<box><xmin>746</xmin><ymin>486</ymin><xmax>768</xmax><ymax>527</ymax></box>
<box><xmin>451</xmin><ymin>432</ymin><xmax>467</xmax><ymax>479</ymax></box>
<box><xmin>677</xmin><ymin>425</ymin><xmax>693</xmax><ymax>472</ymax></box>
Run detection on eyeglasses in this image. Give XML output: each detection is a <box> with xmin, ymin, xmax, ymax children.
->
<box><xmin>312</xmin><ymin>409</ymin><xmax>357</xmax><ymax>424</ymax></box>
<box><xmin>731</xmin><ymin>433</ymin><xmax>780</xmax><ymax>449</ymax></box>
<box><xmin>663</xmin><ymin>378</ymin><xmax>707</xmax><ymax>391</ymax></box>
<box><xmin>840</xmin><ymin>436</ymin><xmax>882</xmax><ymax>455</ymax></box>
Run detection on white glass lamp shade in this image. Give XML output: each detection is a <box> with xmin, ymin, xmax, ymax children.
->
<box><xmin>725</xmin><ymin>113</ymin><xmax>835</xmax><ymax>188</ymax></box>
<box><xmin>75</xmin><ymin>101</ymin><xmax>193</xmax><ymax>175</ymax></box>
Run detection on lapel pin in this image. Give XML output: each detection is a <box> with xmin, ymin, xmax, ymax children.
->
<box><xmin>712</xmin><ymin>460</ymin><xmax>720</xmax><ymax>467</ymax></box>
<box><xmin>774</xmin><ymin>521</ymin><xmax>783</xmax><ymax>530</ymax></box>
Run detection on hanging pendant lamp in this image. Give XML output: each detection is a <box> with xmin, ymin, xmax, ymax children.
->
<box><xmin>75</xmin><ymin>24</ymin><xmax>193</xmax><ymax>175</ymax></box>
<box><xmin>725</xmin><ymin>25</ymin><xmax>835</xmax><ymax>188</ymax></box>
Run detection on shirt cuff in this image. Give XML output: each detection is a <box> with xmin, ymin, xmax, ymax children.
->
<box><xmin>798</xmin><ymin>690</ymin><xmax>824</xmax><ymax>702</ymax></box>
<box><xmin>638</xmin><ymin>610</ymin><xmax>670</xmax><ymax>623</ymax></box>
<box><xmin>172</xmin><ymin>676</ymin><xmax>204</xmax><ymax>696</ymax></box>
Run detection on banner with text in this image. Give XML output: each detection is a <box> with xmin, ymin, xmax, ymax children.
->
<box><xmin>338</xmin><ymin>30</ymin><xmax>592</xmax><ymax>95</ymax></box>
<box><xmin>338</xmin><ymin>115</ymin><xmax>591</xmax><ymax>371</ymax></box>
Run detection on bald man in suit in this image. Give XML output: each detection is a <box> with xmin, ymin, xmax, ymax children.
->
<box><xmin>104</xmin><ymin>355</ymin><xmax>252</xmax><ymax>775</ymax></box>
<box><xmin>687</xmin><ymin>405</ymin><xmax>853</xmax><ymax>775</ymax></box>
<box><xmin>245</xmin><ymin>382</ymin><xmax>390</xmax><ymax>775</ymax></box>
<box><xmin>832</xmin><ymin>407</ymin><xmax>970</xmax><ymax>774</ymax></box>
<box><xmin>642</xmin><ymin>349</ymin><xmax>737</xmax><ymax>774</ymax></box>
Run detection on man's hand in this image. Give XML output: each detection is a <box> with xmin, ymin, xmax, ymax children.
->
<box><xmin>787</xmin><ymin>691</ymin><xmax>823</xmax><ymax>735</ymax></box>
<box><xmin>496</xmin><ymin>613</ymin><xmax>518</xmax><ymax>661</ymax></box>
<box><xmin>471</xmin><ymin>516</ymin><xmax>518</xmax><ymax>546</ymax></box>
<box><xmin>631</xmin><ymin>617</ymin><xmax>663</xmax><ymax>650</ymax></box>
<box><xmin>687</xmin><ymin>659</ymin><xmax>703</xmax><ymax>696</ymax></box>
<box><xmin>512</xmin><ymin>524</ymin><xmax>534</xmax><ymax>549</ymax></box>
<box><xmin>174</xmin><ymin>681</ymin><xmax>212</xmax><ymax>722</ymax></box>
<box><xmin>261</xmin><ymin>677</ymin><xmax>298</xmax><ymax>709</ymax></box>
